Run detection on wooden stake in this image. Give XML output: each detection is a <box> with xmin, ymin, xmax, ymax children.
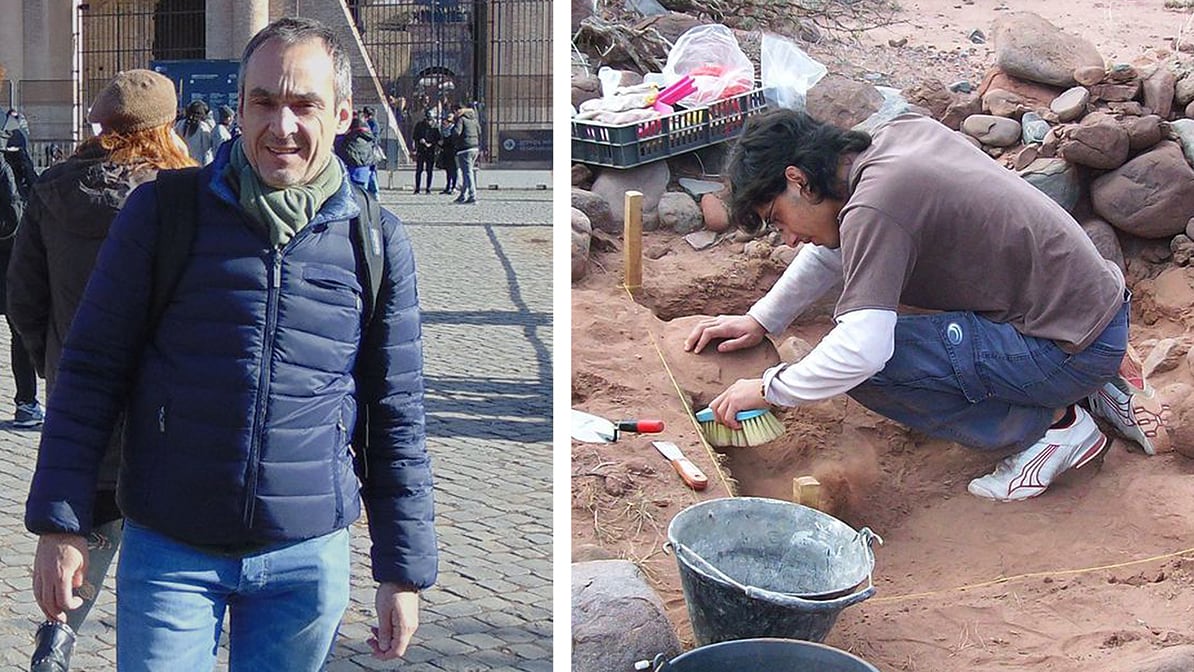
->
<box><xmin>624</xmin><ymin>190</ymin><xmax>643</xmax><ymax>290</ymax></box>
<box><xmin>793</xmin><ymin>476</ymin><xmax>821</xmax><ymax>510</ymax></box>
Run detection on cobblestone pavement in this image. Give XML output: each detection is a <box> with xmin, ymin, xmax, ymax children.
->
<box><xmin>0</xmin><ymin>187</ymin><xmax>553</xmax><ymax>671</ymax></box>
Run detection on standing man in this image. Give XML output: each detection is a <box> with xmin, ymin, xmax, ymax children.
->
<box><xmin>411</xmin><ymin>109</ymin><xmax>440</xmax><ymax>194</ymax></box>
<box><xmin>452</xmin><ymin>103</ymin><xmax>480</xmax><ymax>204</ymax></box>
<box><xmin>25</xmin><ymin>16</ymin><xmax>436</xmax><ymax>671</ymax></box>
<box><xmin>686</xmin><ymin>109</ymin><xmax>1150</xmax><ymax>502</ymax></box>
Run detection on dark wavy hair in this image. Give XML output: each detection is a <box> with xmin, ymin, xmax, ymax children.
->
<box><xmin>726</xmin><ymin>109</ymin><xmax>872</xmax><ymax>234</ymax></box>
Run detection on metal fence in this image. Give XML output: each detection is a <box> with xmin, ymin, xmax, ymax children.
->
<box><xmin>348</xmin><ymin>0</ymin><xmax>550</xmax><ymax>163</ymax></box>
<box><xmin>77</xmin><ymin>0</ymin><xmax>206</xmax><ymax>140</ymax></box>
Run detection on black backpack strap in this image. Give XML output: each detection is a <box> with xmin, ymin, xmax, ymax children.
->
<box><xmin>150</xmin><ymin>167</ymin><xmax>202</xmax><ymax>335</ymax></box>
<box><xmin>349</xmin><ymin>184</ymin><xmax>384</xmax><ymax>326</ymax></box>
<box><xmin>348</xmin><ymin>184</ymin><xmax>384</xmax><ymax>482</ymax></box>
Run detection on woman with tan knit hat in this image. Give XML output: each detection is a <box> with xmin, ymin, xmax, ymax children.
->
<box><xmin>6</xmin><ymin>67</ymin><xmax>196</xmax><ymax>672</ymax></box>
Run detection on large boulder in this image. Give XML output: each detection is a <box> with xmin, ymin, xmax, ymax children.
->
<box><xmin>1081</xmin><ymin>217</ymin><xmax>1126</xmax><ymax>273</ymax></box>
<box><xmin>1171</xmin><ymin>118</ymin><xmax>1194</xmax><ymax>166</ymax></box>
<box><xmin>805</xmin><ymin>74</ymin><xmax>884</xmax><ymax>130</ymax></box>
<box><xmin>961</xmin><ymin>114</ymin><xmax>1022</xmax><ymax>146</ymax></box>
<box><xmin>1122</xmin><ymin>114</ymin><xmax>1165</xmax><ymax>152</ymax></box>
<box><xmin>1091</xmin><ymin>141</ymin><xmax>1194</xmax><ymax>238</ymax></box>
<box><xmin>901</xmin><ymin>79</ymin><xmax>954</xmax><ymax>120</ymax></box>
<box><xmin>700</xmin><ymin>193</ymin><xmax>732</xmax><ymax>233</ymax></box>
<box><xmin>572</xmin><ymin>207</ymin><xmax>592</xmax><ymax>282</ymax></box>
<box><xmin>1056</xmin><ymin>115</ymin><xmax>1129</xmax><ymax>169</ymax></box>
<box><xmin>1142</xmin><ymin>66</ymin><xmax>1176</xmax><ymax>119</ymax></box>
<box><xmin>1018</xmin><ymin>157</ymin><xmax>1082</xmax><ymax>213</ymax></box>
<box><xmin>572</xmin><ymin>560</ymin><xmax>681</xmax><ymax>672</ymax></box>
<box><xmin>572</xmin><ymin>188</ymin><xmax>615</xmax><ymax>234</ymax></box>
<box><xmin>590</xmin><ymin>161</ymin><xmax>671</xmax><ymax>231</ymax></box>
<box><xmin>992</xmin><ymin>12</ymin><xmax>1104</xmax><ymax>87</ymax></box>
<box><xmin>978</xmin><ymin>67</ymin><xmax>1065</xmax><ymax>110</ymax></box>
<box><xmin>658</xmin><ymin>192</ymin><xmax>704</xmax><ymax>234</ymax></box>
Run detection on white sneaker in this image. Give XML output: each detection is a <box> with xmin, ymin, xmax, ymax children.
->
<box><xmin>1086</xmin><ymin>377</ymin><xmax>1168</xmax><ymax>456</ymax></box>
<box><xmin>968</xmin><ymin>406</ymin><xmax>1109</xmax><ymax>502</ymax></box>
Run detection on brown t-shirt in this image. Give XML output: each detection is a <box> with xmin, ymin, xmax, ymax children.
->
<box><xmin>836</xmin><ymin>114</ymin><xmax>1124</xmax><ymax>353</ymax></box>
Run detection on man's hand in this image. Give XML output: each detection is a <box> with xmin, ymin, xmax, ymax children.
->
<box><xmin>32</xmin><ymin>533</ymin><xmax>88</xmax><ymax>622</ymax></box>
<box><xmin>369</xmin><ymin>583</ymin><xmax>420</xmax><ymax>660</ymax></box>
<box><xmin>684</xmin><ymin>315</ymin><xmax>766</xmax><ymax>355</ymax></box>
<box><xmin>710</xmin><ymin>377</ymin><xmax>767</xmax><ymax>428</ymax></box>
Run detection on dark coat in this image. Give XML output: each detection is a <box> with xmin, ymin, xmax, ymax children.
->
<box><xmin>412</xmin><ymin>120</ymin><xmax>441</xmax><ymax>158</ymax></box>
<box><xmin>335</xmin><ymin>127</ymin><xmax>377</xmax><ymax>168</ymax></box>
<box><xmin>7</xmin><ymin>142</ymin><xmax>155</xmax><ymax>386</ymax></box>
<box><xmin>452</xmin><ymin>109</ymin><xmax>481</xmax><ymax>151</ymax></box>
<box><xmin>24</xmin><ymin>142</ymin><xmax>438</xmax><ymax>587</ymax></box>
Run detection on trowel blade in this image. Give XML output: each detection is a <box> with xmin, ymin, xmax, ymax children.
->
<box><xmin>571</xmin><ymin>409</ymin><xmax>617</xmax><ymax>443</ymax></box>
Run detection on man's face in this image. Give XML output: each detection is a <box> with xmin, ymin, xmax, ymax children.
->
<box><xmin>755</xmin><ymin>167</ymin><xmax>844</xmax><ymax>249</ymax></box>
<box><xmin>238</xmin><ymin>38</ymin><xmax>350</xmax><ymax>189</ymax></box>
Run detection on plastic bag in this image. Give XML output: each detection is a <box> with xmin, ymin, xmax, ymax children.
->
<box><xmin>662</xmin><ymin>24</ymin><xmax>754</xmax><ymax>106</ymax></box>
<box><xmin>853</xmin><ymin>86</ymin><xmax>911</xmax><ymax>134</ymax></box>
<box><xmin>760</xmin><ymin>32</ymin><xmax>827</xmax><ymax>111</ymax></box>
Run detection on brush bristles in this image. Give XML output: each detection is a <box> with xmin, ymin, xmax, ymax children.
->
<box><xmin>698</xmin><ymin>410</ymin><xmax>785</xmax><ymax>447</ymax></box>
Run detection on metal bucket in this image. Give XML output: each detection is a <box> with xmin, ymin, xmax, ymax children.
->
<box><xmin>652</xmin><ymin>638</ymin><xmax>880</xmax><ymax>672</ymax></box>
<box><xmin>666</xmin><ymin>497</ymin><xmax>880</xmax><ymax>645</ymax></box>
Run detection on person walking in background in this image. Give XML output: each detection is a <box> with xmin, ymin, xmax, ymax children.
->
<box><xmin>437</xmin><ymin>111</ymin><xmax>458</xmax><ymax>195</ymax></box>
<box><xmin>359</xmin><ymin>106</ymin><xmax>382</xmax><ymax>193</ymax></box>
<box><xmin>411</xmin><ymin>109</ymin><xmax>439</xmax><ymax>194</ymax></box>
<box><xmin>452</xmin><ymin>103</ymin><xmax>480</xmax><ymax>204</ymax></box>
<box><xmin>25</xmin><ymin>17</ymin><xmax>435</xmax><ymax>670</ymax></box>
<box><xmin>0</xmin><ymin>128</ymin><xmax>43</xmax><ymax>430</ymax></box>
<box><xmin>7</xmin><ymin>68</ymin><xmax>195</xmax><ymax>671</ymax></box>
<box><xmin>334</xmin><ymin>114</ymin><xmax>377</xmax><ymax>193</ymax></box>
<box><xmin>213</xmin><ymin>104</ymin><xmax>237</xmax><ymax>150</ymax></box>
<box><xmin>174</xmin><ymin>99</ymin><xmax>216</xmax><ymax>165</ymax></box>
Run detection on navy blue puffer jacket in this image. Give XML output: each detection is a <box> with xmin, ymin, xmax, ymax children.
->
<box><xmin>25</xmin><ymin>145</ymin><xmax>437</xmax><ymax>588</ymax></box>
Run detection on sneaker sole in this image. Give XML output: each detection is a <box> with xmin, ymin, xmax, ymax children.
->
<box><xmin>972</xmin><ymin>434</ymin><xmax>1111</xmax><ymax>502</ymax></box>
<box><xmin>13</xmin><ymin>420</ymin><xmax>42</xmax><ymax>428</ymax></box>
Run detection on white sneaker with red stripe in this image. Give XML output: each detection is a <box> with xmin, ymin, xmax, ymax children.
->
<box><xmin>967</xmin><ymin>406</ymin><xmax>1109</xmax><ymax>502</ymax></box>
<box><xmin>1086</xmin><ymin>377</ymin><xmax>1169</xmax><ymax>456</ymax></box>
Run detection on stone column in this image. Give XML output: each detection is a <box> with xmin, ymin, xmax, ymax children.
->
<box><xmin>0</xmin><ymin>0</ymin><xmax>24</xmax><ymax>84</ymax></box>
<box><xmin>206</xmin><ymin>0</ymin><xmax>233</xmax><ymax>60</ymax></box>
<box><xmin>231</xmin><ymin>0</ymin><xmax>270</xmax><ymax>59</ymax></box>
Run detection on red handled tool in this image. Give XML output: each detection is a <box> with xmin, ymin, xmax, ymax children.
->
<box><xmin>572</xmin><ymin>410</ymin><xmax>665</xmax><ymax>443</ymax></box>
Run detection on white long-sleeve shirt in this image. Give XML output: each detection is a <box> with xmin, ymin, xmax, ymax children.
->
<box><xmin>746</xmin><ymin>244</ymin><xmax>897</xmax><ymax>406</ymax></box>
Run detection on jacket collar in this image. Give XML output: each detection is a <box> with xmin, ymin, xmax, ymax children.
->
<box><xmin>206</xmin><ymin>140</ymin><xmax>361</xmax><ymax>224</ymax></box>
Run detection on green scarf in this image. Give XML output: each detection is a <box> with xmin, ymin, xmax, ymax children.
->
<box><xmin>228</xmin><ymin>138</ymin><xmax>344</xmax><ymax>247</ymax></box>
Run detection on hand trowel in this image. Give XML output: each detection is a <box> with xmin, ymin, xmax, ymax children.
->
<box><xmin>571</xmin><ymin>409</ymin><xmax>664</xmax><ymax>443</ymax></box>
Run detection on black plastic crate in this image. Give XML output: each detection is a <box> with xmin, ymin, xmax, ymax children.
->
<box><xmin>572</xmin><ymin>86</ymin><xmax>767</xmax><ymax>169</ymax></box>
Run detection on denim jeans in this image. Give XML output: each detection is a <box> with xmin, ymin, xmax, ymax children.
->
<box><xmin>67</xmin><ymin>517</ymin><xmax>123</xmax><ymax>633</ymax></box>
<box><xmin>848</xmin><ymin>298</ymin><xmax>1129</xmax><ymax>451</ymax></box>
<box><xmin>116</xmin><ymin>522</ymin><xmax>350</xmax><ymax>672</ymax></box>
<box><xmin>456</xmin><ymin>147</ymin><xmax>479</xmax><ymax>199</ymax></box>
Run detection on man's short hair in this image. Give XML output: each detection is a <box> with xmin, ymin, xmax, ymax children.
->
<box><xmin>239</xmin><ymin>16</ymin><xmax>352</xmax><ymax>105</ymax></box>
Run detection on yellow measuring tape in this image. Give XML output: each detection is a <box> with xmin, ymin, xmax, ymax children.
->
<box><xmin>615</xmin><ymin>282</ymin><xmax>1187</xmax><ymax>603</ymax></box>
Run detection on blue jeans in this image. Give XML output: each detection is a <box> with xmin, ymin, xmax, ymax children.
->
<box><xmin>116</xmin><ymin>522</ymin><xmax>350</xmax><ymax>672</ymax></box>
<box><xmin>848</xmin><ymin>298</ymin><xmax>1129</xmax><ymax>451</ymax></box>
<box><xmin>456</xmin><ymin>148</ymin><xmax>479</xmax><ymax>199</ymax></box>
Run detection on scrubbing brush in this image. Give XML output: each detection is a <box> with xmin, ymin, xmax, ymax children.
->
<box><xmin>694</xmin><ymin>407</ymin><xmax>785</xmax><ymax>447</ymax></box>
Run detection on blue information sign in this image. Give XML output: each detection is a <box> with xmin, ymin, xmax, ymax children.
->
<box><xmin>149</xmin><ymin>60</ymin><xmax>240</xmax><ymax>112</ymax></box>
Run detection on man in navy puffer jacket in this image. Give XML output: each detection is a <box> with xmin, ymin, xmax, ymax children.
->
<box><xmin>25</xmin><ymin>17</ymin><xmax>435</xmax><ymax>670</ymax></box>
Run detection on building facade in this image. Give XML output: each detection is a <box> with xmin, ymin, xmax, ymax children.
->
<box><xmin>0</xmin><ymin>0</ymin><xmax>550</xmax><ymax>167</ymax></box>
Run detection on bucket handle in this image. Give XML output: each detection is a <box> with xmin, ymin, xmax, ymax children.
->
<box><xmin>665</xmin><ymin>529</ymin><xmax>879</xmax><ymax>611</ymax></box>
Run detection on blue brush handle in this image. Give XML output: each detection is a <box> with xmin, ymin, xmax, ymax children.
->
<box><xmin>695</xmin><ymin>407</ymin><xmax>767</xmax><ymax>422</ymax></box>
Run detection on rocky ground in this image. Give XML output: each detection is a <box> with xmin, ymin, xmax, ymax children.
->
<box><xmin>572</xmin><ymin>1</ymin><xmax>1194</xmax><ymax>671</ymax></box>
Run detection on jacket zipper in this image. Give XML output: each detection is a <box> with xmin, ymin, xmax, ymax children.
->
<box><xmin>243</xmin><ymin>248</ymin><xmax>283</xmax><ymax>527</ymax></box>
<box><xmin>334</xmin><ymin>408</ymin><xmax>346</xmax><ymax>523</ymax></box>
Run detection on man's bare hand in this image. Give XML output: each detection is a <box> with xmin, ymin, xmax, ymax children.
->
<box><xmin>369</xmin><ymin>583</ymin><xmax>420</xmax><ymax>660</ymax></box>
<box><xmin>684</xmin><ymin>315</ymin><xmax>766</xmax><ymax>354</ymax></box>
<box><xmin>32</xmin><ymin>533</ymin><xmax>88</xmax><ymax>622</ymax></box>
<box><xmin>710</xmin><ymin>377</ymin><xmax>767</xmax><ymax>428</ymax></box>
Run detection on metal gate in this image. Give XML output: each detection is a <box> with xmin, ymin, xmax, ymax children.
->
<box><xmin>349</xmin><ymin>0</ymin><xmax>550</xmax><ymax>164</ymax></box>
<box><xmin>77</xmin><ymin>0</ymin><xmax>205</xmax><ymax>138</ymax></box>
